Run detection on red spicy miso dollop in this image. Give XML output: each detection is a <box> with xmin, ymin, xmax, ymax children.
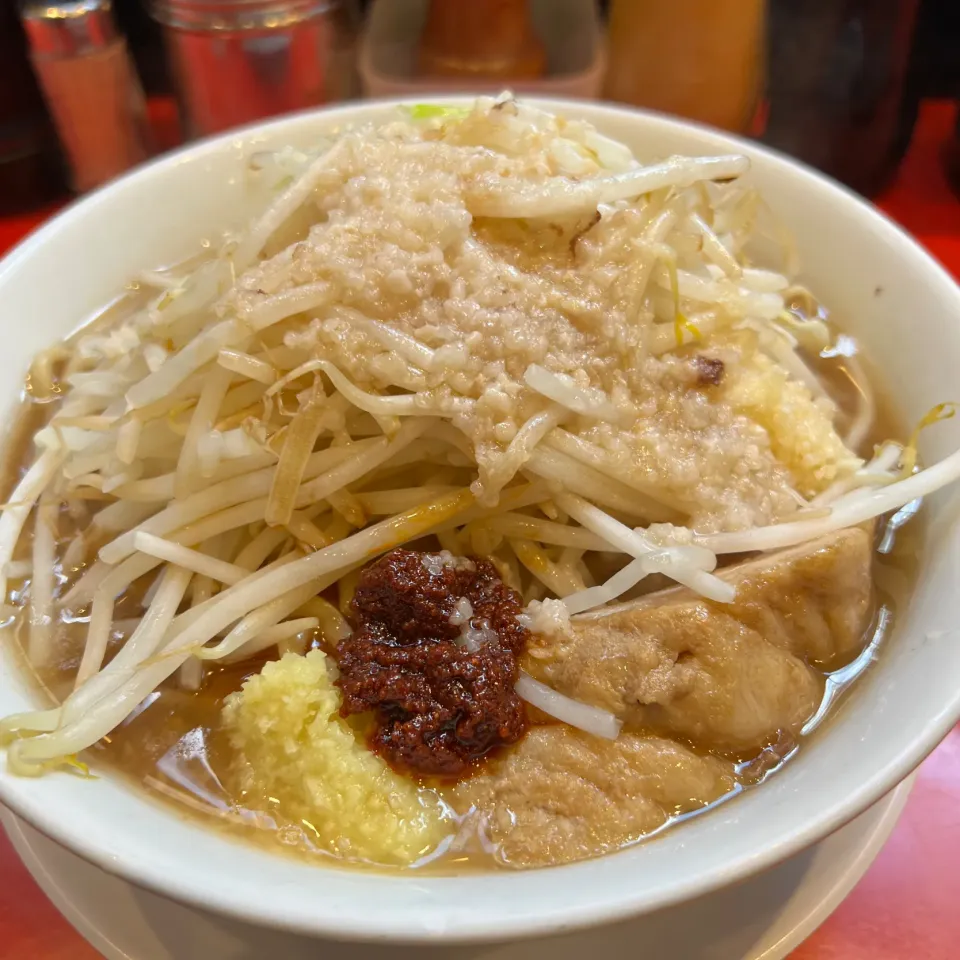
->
<box><xmin>337</xmin><ymin>548</ymin><xmax>529</xmax><ymax>779</ymax></box>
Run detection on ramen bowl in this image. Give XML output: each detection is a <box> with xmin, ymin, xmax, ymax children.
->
<box><xmin>0</xmin><ymin>99</ymin><xmax>959</xmax><ymax>943</ymax></box>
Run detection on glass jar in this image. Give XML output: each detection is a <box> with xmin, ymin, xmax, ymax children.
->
<box><xmin>151</xmin><ymin>0</ymin><xmax>359</xmax><ymax>140</ymax></box>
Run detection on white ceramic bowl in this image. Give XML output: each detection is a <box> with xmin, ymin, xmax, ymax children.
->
<box><xmin>1</xmin><ymin>99</ymin><xmax>959</xmax><ymax>944</ymax></box>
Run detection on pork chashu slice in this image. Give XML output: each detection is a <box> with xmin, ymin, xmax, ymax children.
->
<box><xmin>522</xmin><ymin>525</ymin><xmax>875</xmax><ymax>756</ymax></box>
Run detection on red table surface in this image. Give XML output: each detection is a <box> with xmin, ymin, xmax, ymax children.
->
<box><xmin>0</xmin><ymin>101</ymin><xmax>958</xmax><ymax>960</ymax></box>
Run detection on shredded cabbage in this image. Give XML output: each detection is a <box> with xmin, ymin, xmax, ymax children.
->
<box><xmin>404</xmin><ymin>104</ymin><xmax>470</xmax><ymax>122</ymax></box>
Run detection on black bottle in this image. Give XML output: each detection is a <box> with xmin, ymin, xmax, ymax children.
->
<box><xmin>764</xmin><ymin>0</ymin><xmax>921</xmax><ymax>197</ymax></box>
<box><xmin>0</xmin><ymin>1</ymin><xmax>67</xmax><ymax>213</ymax></box>
<box><xmin>113</xmin><ymin>0</ymin><xmax>170</xmax><ymax>96</ymax></box>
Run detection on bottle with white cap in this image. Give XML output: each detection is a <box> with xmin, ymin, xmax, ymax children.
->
<box><xmin>20</xmin><ymin>0</ymin><xmax>153</xmax><ymax>194</ymax></box>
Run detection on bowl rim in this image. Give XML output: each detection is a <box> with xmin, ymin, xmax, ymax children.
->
<box><xmin>1</xmin><ymin>95</ymin><xmax>960</xmax><ymax>945</ymax></box>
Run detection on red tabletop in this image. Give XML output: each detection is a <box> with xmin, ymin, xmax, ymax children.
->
<box><xmin>0</xmin><ymin>101</ymin><xmax>958</xmax><ymax>960</ymax></box>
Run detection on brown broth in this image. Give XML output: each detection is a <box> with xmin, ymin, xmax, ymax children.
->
<box><xmin>0</xmin><ymin>341</ymin><xmax>922</xmax><ymax>874</ymax></box>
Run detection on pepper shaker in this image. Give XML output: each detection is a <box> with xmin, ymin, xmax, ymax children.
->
<box><xmin>21</xmin><ymin>0</ymin><xmax>153</xmax><ymax>194</ymax></box>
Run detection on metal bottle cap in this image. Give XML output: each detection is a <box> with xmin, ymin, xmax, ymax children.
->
<box><xmin>21</xmin><ymin>0</ymin><xmax>118</xmax><ymax>58</ymax></box>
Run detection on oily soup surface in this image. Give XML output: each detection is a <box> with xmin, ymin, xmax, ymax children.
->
<box><xmin>4</xmin><ymin>452</ymin><xmax>917</xmax><ymax>873</ymax></box>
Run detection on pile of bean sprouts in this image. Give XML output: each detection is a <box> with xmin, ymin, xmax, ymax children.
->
<box><xmin>1</xmin><ymin>96</ymin><xmax>957</xmax><ymax>771</ymax></box>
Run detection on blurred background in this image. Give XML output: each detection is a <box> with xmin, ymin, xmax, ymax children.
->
<box><xmin>1</xmin><ymin>0</ymin><xmax>959</xmax><ymax>211</ymax></box>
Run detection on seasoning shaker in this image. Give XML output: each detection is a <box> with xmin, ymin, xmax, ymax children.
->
<box><xmin>150</xmin><ymin>0</ymin><xmax>359</xmax><ymax>140</ymax></box>
<box><xmin>20</xmin><ymin>0</ymin><xmax>153</xmax><ymax>195</ymax></box>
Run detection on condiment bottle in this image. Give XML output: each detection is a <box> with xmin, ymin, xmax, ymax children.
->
<box><xmin>21</xmin><ymin>0</ymin><xmax>153</xmax><ymax>195</ymax></box>
<box><xmin>763</xmin><ymin>0</ymin><xmax>921</xmax><ymax>198</ymax></box>
<box><xmin>604</xmin><ymin>0</ymin><xmax>766</xmax><ymax>134</ymax></box>
<box><xmin>150</xmin><ymin>0</ymin><xmax>359</xmax><ymax>140</ymax></box>
<box><xmin>417</xmin><ymin>0</ymin><xmax>546</xmax><ymax>80</ymax></box>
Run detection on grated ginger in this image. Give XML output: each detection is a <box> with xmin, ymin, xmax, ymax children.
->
<box><xmin>222</xmin><ymin>650</ymin><xmax>453</xmax><ymax>866</ymax></box>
